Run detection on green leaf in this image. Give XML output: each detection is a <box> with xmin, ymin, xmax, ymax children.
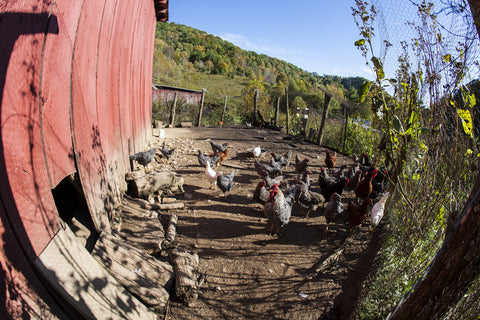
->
<box><xmin>371</xmin><ymin>56</ymin><xmax>385</xmax><ymax>79</ymax></box>
<box><xmin>467</xmin><ymin>93</ymin><xmax>476</xmax><ymax>109</ymax></box>
<box><xmin>465</xmin><ymin>149</ymin><xmax>473</xmax><ymax>155</ymax></box>
<box><xmin>442</xmin><ymin>54</ymin><xmax>451</xmax><ymax>62</ymax></box>
<box><xmin>457</xmin><ymin>109</ymin><xmax>473</xmax><ymax>137</ymax></box>
<box><xmin>359</xmin><ymin>81</ymin><xmax>372</xmax><ymax>103</ymax></box>
<box><xmin>355</xmin><ymin>39</ymin><xmax>366</xmax><ymax>46</ymax></box>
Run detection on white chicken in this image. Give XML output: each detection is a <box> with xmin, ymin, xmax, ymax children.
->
<box><xmin>370</xmin><ymin>192</ymin><xmax>390</xmax><ymax>230</ymax></box>
<box><xmin>253</xmin><ymin>146</ymin><xmax>262</xmax><ymax>158</ymax></box>
<box><xmin>205</xmin><ymin>161</ymin><xmax>218</xmax><ymax>189</ymax></box>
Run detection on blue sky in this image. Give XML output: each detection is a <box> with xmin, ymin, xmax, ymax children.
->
<box><xmin>169</xmin><ymin>1</ymin><xmax>373</xmax><ymax>79</ymax></box>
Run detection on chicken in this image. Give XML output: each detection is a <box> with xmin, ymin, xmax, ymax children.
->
<box><xmin>210</xmin><ymin>140</ymin><xmax>229</xmax><ymax>154</ymax></box>
<box><xmin>370</xmin><ymin>192</ymin><xmax>390</xmax><ymax>230</ymax></box>
<box><xmin>161</xmin><ymin>141</ymin><xmax>175</xmax><ymax>161</ymax></box>
<box><xmin>263</xmin><ymin>183</ymin><xmax>296</xmax><ymax>235</ymax></box>
<box><xmin>325</xmin><ymin>148</ymin><xmax>337</xmax><ymax>170</ymax></box>
<box><xmin>211</xmin><ymin>148</ymin><xmax>229</xmax><ymax>167</ymax></box>
<box><xmin>324</xmin><ymin>193</ymin><xmax>346</xmax><ymax>233</ymax></box>
<box><xmin>296</xmin><ymin>170</ymin><xmax>312</xmax><ymax>187</ymax></box>
<box><xmin>254</xmin><ymin>159</ymin><xmax>282</xmax><ymax>178</ymax></box>
<box><xmin>346</xmin><ymin>169</ymin><xmax>363</xmax><ymax>191</ymax></box>
<box><xmin>217</xmin><ymin>170</ymin><xmax>235</xmax><ymax>197</ymax></box>
<box><xmin>271</xmin><ymin>150</ymin><xmax>292</xmax><ymax>168</ymax></box>
<box><xmin>295</xmin><ymin>155</ymin><xmax>310</xmax><ymax>174</ymax></box>
<box><xmin>318</xmin><ymin>166</ymin><xmax>348</xmax><ymax>201</ymax></box>
<box><xmin>261</xmin><ymin>170</ymin><xmax>283</xmax><ymax>188</ymax></box>
<box><xmin>252</xmin><ymin>146</ymin><xmax>262</xmax><ymax>158</ymax></box>
<box><xmin>355</xmin><ymin>168</ymin><xmax>378</xmax><ymax>200</ymax></box>
<box><xmin>332</xmin><ymin>164</ymin><xmax>347</xmax><ymax>179</ymax></box>
<box><xmin>198</xmin><ymin>150</ymin><xmax>220</xmax><ymax>168</ymax></box>
<box><xmin>295</xmin><ymin>180</ymin><xmax>325</xmax><ymax>218</ymax></box>
<box><xmin>130</xmin><ymin>148</ymin><xmax>157</xmax><ymax>170</ymax></box>
<box><xmin>359</xmin><ymin>152</ymin><xmax>372</xmax><ymax>171</ymax></box>
<box><xmin>253</xmin><ymin>180</ymin><xmax>269</xmax><ymax>205</ymax></box>
<box><xmin>205</xmin><ymin>161</ymin><xmax>218</xmax><ymax>189</ymax></box>
<box><xmin>347</xmin><ymin>198</ymin><xmax>373</xmax><ymax>233</ymax></box>
<box><xmin>369</xmin><ymin>167</ymin><xmax>388</xmax><ymax>200</ymax></box>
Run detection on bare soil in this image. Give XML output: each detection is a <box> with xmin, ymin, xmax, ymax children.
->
<box><xmin>155</xmin><ymin>126</ymin><xmax>382</xmax><ymax>320</ymax></box>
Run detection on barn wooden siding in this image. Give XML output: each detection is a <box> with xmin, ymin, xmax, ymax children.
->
<box><xmin>153</xmin><ymin>84</ymin><xmax>203</xmax><ymax>105</ymax></box>
<box><xmin>0</xmin><ymin>0</ymin><xmax>166</xmax><ymax>317</ymax></box>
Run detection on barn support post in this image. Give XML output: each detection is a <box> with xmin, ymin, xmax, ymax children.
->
<box><xmin>317</xmin><ymin>92</ymin><xmax>331</xmax><ymax>146</ymax></box>
<box><xmin>169</xmin><ymin>91</ymin><xmax>178</xmax><ymax>127</ymax></box>
<box><xmin>253</xmin><ymin>89</ymin><xmax>258</xmax><ymax>124</ymax></box>
<box><xmin>197</xmin><ymin>88</ymin><xmax>206</xmax><ymax>127</ymax></box>
<box><xmin>285</xmin><ymin>87</ymin><xmax>289</xmax><ymax>134</ymax></box>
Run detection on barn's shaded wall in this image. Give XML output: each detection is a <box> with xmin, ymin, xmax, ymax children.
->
<box><xmin>0</xmin><ymin>0</ymin><xmax>165</xmax><ymax>317</ymax></box>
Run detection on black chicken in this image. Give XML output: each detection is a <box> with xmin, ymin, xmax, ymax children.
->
<box><xmin>197</xmin><ymin>150</ymin><xmax>220</xmax><ymax>168</ymax></box>
<box><xmin>130</xmin><ymin>148</ymin><xmax>156</xmax><ymax>167</ymax></box>
<box><xmin>217</xmin><ymin>170</ymin><xmax>235</xmax><ymax>197</ymax></box>
<box><xmin>210</xmin><ymin>140</ymin><xmax>229</xmax><ymax>154</ymax></box>
<box><xmin>318</xmin><ymin>166</ymin><xmax>348</xmax><ymax>201</ymax></box>
<box><xmin>324</xmin><ymin>193</ymin><xmax>346</xmax><ymax>233</ymax></box>
<box><xmin>161</xmin><ymin>141</ymin><xmax>175</xmax><ymax>160</ymax></box>
<box><xmin>254</xmin><ymin>159</ymin><xmax>282</xmax><ymax>178</ymax></box>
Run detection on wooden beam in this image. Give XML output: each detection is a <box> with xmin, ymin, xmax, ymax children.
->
<box><xmin>317</xmin><ymin>93</ymin><xmax>331</xmax><ymax>146</ymax></box>
<box><xmin>169</xmin><ymin>91</ymin><xmax>178</xmax><ymax>127</ymax></box>
<box><xmin>197</xmin><ymin>88</ymin><xmax>206</xmax><ymax>127</ymax></box>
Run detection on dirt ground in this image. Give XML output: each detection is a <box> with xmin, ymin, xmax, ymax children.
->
<box><xmin>153</xmin><ymin>126</ymin><xmax>382</xmax><ymax>320</ymax></box>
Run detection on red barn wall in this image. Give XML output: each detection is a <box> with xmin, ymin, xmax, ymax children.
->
<box><xmin>0</xmin><ymin>0</ymin><xmax>158</xmax><ymax>316</ymax></box>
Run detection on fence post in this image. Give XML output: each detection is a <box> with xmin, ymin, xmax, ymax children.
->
<box><xmin>197</xmin><ymin>88</ymin><xmax>206</xmax><ymax>127</ymax></box>
<box><xmin>253</xmin><ymin>89</ymin><xmax>258</xmax><ymax>124</ymax></box>
<box><xmin>317</xmin><ymin>92</ymin><xmax>331</xmax><ymax>146</ymax></box>
<box><xmin>169</xmin><ymin>91</ymin><xmax>178</xmax><ymax>127</ymax></box>
<box><xmin>275</xmin><ymin>96</ymin><xmax>280</xmax><ymax>126</ymax></box>
<box><xmin>285</xmin><ymin>87</ymin><xmax>289</xmax><ymax>134</ymax></box>
<box><xmin>221</xmin><ymin>95</ymin><xmax>227</xmax><ymax>123</ymax></box>
<box><xmin>342</xmin><ymin>105</ymin><xmax>349</xmax><ymax>153</ymax></box>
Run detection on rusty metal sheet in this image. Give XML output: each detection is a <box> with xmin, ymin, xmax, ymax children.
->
<box><xmin>0</xmin><ymin>4</ymin><xmax>62</xmax><ymax>256</ymax></box>
<box><xmin>71</xmin><ymin>0</ymin><xmax>109</xmax><ymax>231</ymax></box>
<box><xmin>40</xmin><ymin>0</ymin><xmax>83</xmax><ymax>188</ymax></box>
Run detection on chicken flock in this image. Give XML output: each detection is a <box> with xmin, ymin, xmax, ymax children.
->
<box><xmin>131</xmin><ymin>138</ymin><xmax>391</xmax><ymax>237</ymax></box>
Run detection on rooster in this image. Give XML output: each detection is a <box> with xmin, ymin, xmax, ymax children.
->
<box><xmin>295</xmin><ymin>155</ymin><xmax>310</xmax><ymax>174</ymax></box>
<box><xmin>347</xmin><ymin>198</ymin><xmax>373</xmax><ymax>233</ymax></box>
<box><xmin>130</xmin><ymin>148</ymin><xmax>156</xmax><ymax>171</ymax></box>
<box><xmin>324</xmin><ymin>193</ymin><xmax>346</xmax><ymax>233</ymax></box>
<box><xmin>295</xmin><ymin>180</ymin><xmax>325</xmax><ymax>218</ymax></box>
<box><xmin>217</xmin><ymin>170</ymin><xmax>235</xmax><ymax>197</ymax></box>
<box><xmin>325</xmin><ymin>148</ymin><xmax>337</xmax><ymax>170</ymax></box>
<box><xmin>210</xmin><ymin>140</ymin><xmax>229</xmax><ymax>154</ymax></box>
<box><xmin>161</xmin><ymin>141</ymin><xmax>175</xmax><ymax>161</ymax></box>
<box><xmin>205</xmin><ymin>161</ymin><xmax>218</xmax><ymax>189</ymax></box>
<box><xmin>263</xmin><ymin>183</ymin><xmax>296</xmax><ymax>235</ymax></box>
<box><xmin>370</xmin><ymin>192</ymin><xmax>390</xmax><ymax>230</ymax></box>
<box><xmin>198</xmin><ymin>150</ymin><xmax>220</xmax><ymax>168</ymax></box>
<box><xmin>355</xmin><ymin>168</ymin><xmax>378</xmax><ymax>200</ymax></box>
<box><xmin>253</xmin><ymin>180</ymin><xmax>269</xmax><ymax>205</ymax></box>
<box><xmin>318</xmin><ymin>166</ymin><xmax>348</xmax><ymax>201</ymax></box>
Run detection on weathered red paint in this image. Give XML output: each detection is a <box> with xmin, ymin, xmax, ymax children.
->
<box><xmin>153</xmin><ymin>84</ymin><xmax>203</xmax><ymax>105</ymax></box>
<box><xmin>0</xmin><ymin>0</ymin><xmax>165</xmax><ymax>316</ymax></box>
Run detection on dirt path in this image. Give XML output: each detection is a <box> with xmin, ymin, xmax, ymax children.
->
<box><xmin>155</xmin><ymin>126</ymin><xmax>381</xmax><ymax>320</ymax></box>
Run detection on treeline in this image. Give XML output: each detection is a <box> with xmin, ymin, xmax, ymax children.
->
<box><xmin>153</xmin><ymin>22</ymin><xmax>371</xmax><ymax>125</ymax></box>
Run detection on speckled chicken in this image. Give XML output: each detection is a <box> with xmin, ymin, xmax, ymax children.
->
<box><xmin>263</xmin><ymin>183</ymin><xmax>296</xmax><ymax>235</ymax></box>
<box><xmin>253</xmin><ymin>180</ymin><xmax>269</xmax><ymax>205</ymax></box>
<box><xmin>295</xmin><ymin>180</ymin><xmax>325</xmax><ymax>218</ymax></box>
<box><xmin>130</xmin><ymin>148</ymin><xmax>156</xmax><ymax>168</ymax></box>
<box><xmin>254</xmin><ymin>159</ymin><xmax>282</xmax><ymax>178</ymax></box>
<box><xmin>198</xmin><ymin>150</ymin><xmax>220</xmax><ymax>168</ymax></box>
<box><xmin>271</xmin><ymin>150</ymin><xmax>292</xmax><ymax>168</ymax></box>
<box><xmin>217</xmin><ymin>170</ymin><xmax>235</xmax><ymax>197</ymax></box>
<box><xmin>324</xmin><ymin>193</ymin><xmax>346</xmax><ymax>233</ymax></box>
<box><xmin>210</xmin><ymin>140</ymin><xmax>229</xmax><ymax>154</ymax></box>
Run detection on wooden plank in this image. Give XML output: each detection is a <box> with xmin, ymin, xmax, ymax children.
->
<box><xmin>92</xmin><ymin>232</ymin><xmax>174</xmax><ymax>308</ymax></box>
<box><xmin>169</xmin><ymin>248</ymin><xmax>200</xmax><ymax>306</ymax></box>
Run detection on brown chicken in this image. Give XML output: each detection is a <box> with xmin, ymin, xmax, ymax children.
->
<box><xmin>325</xmin><ymin>148</ymin><xmax>337</xmax><ymax>170</ymax></box>
<box><xmin>347</xmin><ymin>198</ymin><xmax>373</xmax><ymax>233</ymax></box>
<box><xmin>211</xmin><ymin>148</ymin><xmax>229</xmax><ymax>167</ymax></box>
<box><xmin>295</xmin><ymin>154</ymin><xmax>310</xmax><ymax>174</ymax></box>
<box><xmin>354</xmin><ymin>168</ymin><xmax>378</xmax><ymax>200</ymax></box>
